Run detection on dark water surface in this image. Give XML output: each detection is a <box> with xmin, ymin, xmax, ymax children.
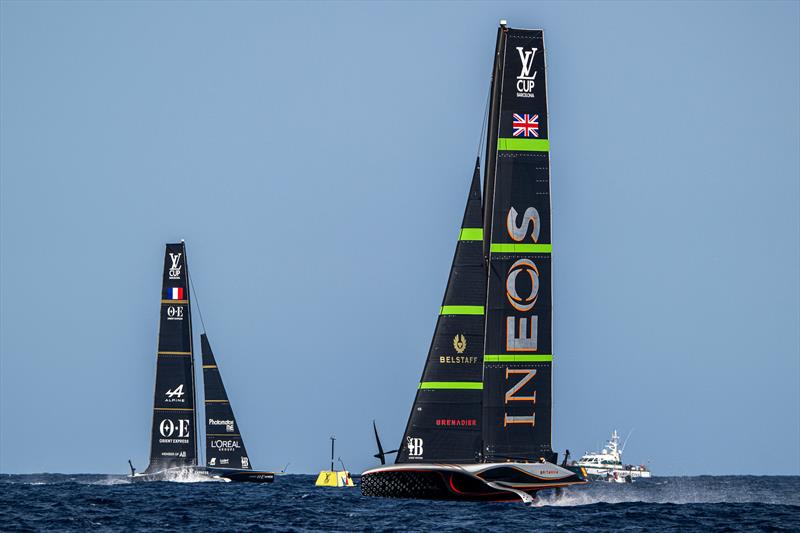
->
<box><xmin>1</xmin><ymin>474</ymin><xmax>798</xmax><ymax>531</ymax></box>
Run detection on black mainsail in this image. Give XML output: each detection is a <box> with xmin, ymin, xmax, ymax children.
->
<box><xmin>144</xmin><ymin>242</ymin><xmax>198</xmax><ymax>473</ymax></box>
<box><xmin>481</xmin><ymin>26</ymin><xmax>555</xmax><ymax>463</ymax></box>
<box><xmin>361</xmin><ymin>22</ymin><xmax>584</xmax><ymax>502</ymax></box>
<box><xmin>396</xmin><ymin>160</ymin><xmax>485</xmax><ymax>464</ymax></box>
<box><xmin>201</xmin><ymin>333</ymin><xmax>253</xmax><ymax>471</ymax></box>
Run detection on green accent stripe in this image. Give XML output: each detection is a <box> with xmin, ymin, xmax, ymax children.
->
<box><xmin>497</xmin><ymin>138</ymin><xmax>550</xmax><ymax>152</ymax></box>
<box><xmin>458</xmin><ymin>228</ymin><xmax>483</xmax><ymax>241</ymax></box>
<box><xmin>490</xmin><ymin>243</ymin><xmax>552</xmax><ymax>253</ymax></box>
<box><xmin>484</xmin><ymin>354</ymin><xmax>553</xmax><ymax>363</ymax></box>
<box><xmin>419</xmin><ymin>381</ymin><xmax>483</xmax><ymax>390</ymax></box>
<box><xmin>440</xmin><ymin>305</ymin><xmax>484</xmax><ymax>315</ymax></box>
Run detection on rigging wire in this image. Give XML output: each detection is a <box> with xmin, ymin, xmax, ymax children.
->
<box><xmin>476</xmin><ymin>82</ymin><xmax>491</xmax><ymax>159</ymax></box>
<box><xmin>188</xmin><ymin>268</ymin><xmax>207</xmax><ymax>334</ymax></box>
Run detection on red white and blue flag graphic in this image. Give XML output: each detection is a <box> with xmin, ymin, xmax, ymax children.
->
<box><xmin>512</xmin><ymin>113</ymin><xmax>539</xmax><ymax>138</ymax></box>
<box><xmin>167</xmin><ymin>287</ymin><xmax>184</xmax><ymax>300</ymax></box>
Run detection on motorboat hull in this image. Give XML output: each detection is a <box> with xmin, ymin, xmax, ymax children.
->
<box><xmin>360</xmin><ymin>461</ymin><xmax>586</xmax><ymax>502</ymax></box>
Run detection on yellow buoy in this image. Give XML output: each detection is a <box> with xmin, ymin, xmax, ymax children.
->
<box><xmin>315</xmin><ymin>469</ymin><xmax>355</xmax><ymax>487</ymax></box>
<box><xmin>315</xmin><ymin>436</ymin><xmax>355</xmax><ymax>487</ymax></box>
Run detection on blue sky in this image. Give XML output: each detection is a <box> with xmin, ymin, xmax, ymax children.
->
<box><xmin>1</xmin><ymin>1</ymin><xmax>798</xmax><ymax>475</ymax></box>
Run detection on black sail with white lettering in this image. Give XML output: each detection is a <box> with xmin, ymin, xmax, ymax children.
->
<box><xmin>144</xmin><ymin>242</ymin><xmax>198</xmax><ymax>473</ymax></box>
<box><xmin>481</xmin><ymin>27</ymin><xmax>555</xmax><ymax>462</ymax></box>
<box><xmin>201</xmin><ymin>334</ymin><xmax>252</xmax><ymax>471</ymax></box>
<box><xmin>396</xmin><ymin>161</ymin><xmax>485</xmax><ymax>463</ymax></box>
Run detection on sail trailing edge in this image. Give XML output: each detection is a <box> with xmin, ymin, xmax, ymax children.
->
<box><xmin>145</xmin><ymin>242</ymin><xmax>198</xmax><ymax>473</ymax></box>
<box><xmin>396</xmin><ymin>160</ymin><xmax>486</xmax><ymax>464</ymax></box>
<box><xmin>482</xmin><ymin>27</ymin><xmax>555</xmax><ymax>462</ymax></box>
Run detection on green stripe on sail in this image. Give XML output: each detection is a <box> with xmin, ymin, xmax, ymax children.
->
<box><xmin>490</xmin><ymin>243</ymin><xmax>552</xmax><ymax>253</ymax></box>
<box><xmin>419</xmin><ymin>381</ymin><xmax>483</xmax><ymax>390</ymax></box>
<box><xmin>440</xmin><ymin>305</ymin><xmax>484</xmax><ymax>315</ymax></box>
<box><xmin>497</xmin><ymin>138</ymin><xmax>550</xmax><ymax>152</ymax></box>
<box><xmin>484</xmin><ymin>354</ymin><xmax>553</xmax><ymax>363</ymax></box>
<box><xmin>458</xmin><ymin>228</ymin><xmax>483</xmax><ymax>241</ymax></box>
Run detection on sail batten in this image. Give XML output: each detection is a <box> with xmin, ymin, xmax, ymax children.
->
<box><xmin>144</xmin><ymin>242</ymin><xmax>198</xmax><ymax>473</ymax></box>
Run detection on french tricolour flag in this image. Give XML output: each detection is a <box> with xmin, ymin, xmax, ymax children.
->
<box><xmin>167</xmin><ymin>287</ymin><xmax>184</xmax><ymax>300</ymax></box>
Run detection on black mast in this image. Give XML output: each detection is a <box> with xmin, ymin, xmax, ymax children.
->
<box><xmin>482</xmin><ymin>22</ymin><xmax>507</xmax><ymax>266</ymax></box>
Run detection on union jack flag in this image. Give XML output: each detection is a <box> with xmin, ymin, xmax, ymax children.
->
<box><xmin>512</xmin><ymin>113</ymin><xmax>539</xmax><ymax>138</ymax></box>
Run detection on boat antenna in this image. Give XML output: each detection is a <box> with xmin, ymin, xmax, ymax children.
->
<box><xmin>338</xmin><ymin>457</ymin><xmax>348</xmax><ymax>472</ymax></box>
<box><xmin>330</xmin><ymin>435</ymin><xmax>336</xmax><ymax>472</ymax></box>
<box><xmin>621</xmin><ymin>429</ymin><xmax>635</xmax><ymax>454</ymax></box>
<box><xmin>188</xmin><ymin>266</ymin><xmax>207</xmax><ymax>334</ymax></box>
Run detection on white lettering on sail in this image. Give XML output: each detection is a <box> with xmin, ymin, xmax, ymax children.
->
<box><xmin>166</xmin><ymin>306</ymin><xmax>184</xmax><ymax>321</ymax></box>
<box><xmin>407</xmin><ymin>437</ymin><xmax>424</xmax><ymax>458</ymax></box>
<box><xmin>516</xmin><ymin>47</ymin><xmax>538</xmax><ymax>97</ymax></box>
<box><xmin>211</xmin><ymin>439</ymin><xmax>241</xmax><ymax>452</ymax></box>
<box><xmin>507</xmin><ymin>207</ymin><xmax>541</xmax><ymax>243</ymax></box>
<box><xmin>159</xmin><ymin>418</ymin><xmax>190</xmax><ymax>438</ymax></box>
<box><xmin>165</xmin><ymin>384</ymin><xmax>185</xmax><ymax>399</ymax></box>
<box><xmin>168</xmin><ymin>253</ymin><xmax>183</xmax><ymax>280</ymax></box>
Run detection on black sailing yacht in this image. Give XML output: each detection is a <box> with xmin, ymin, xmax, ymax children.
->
<box><xmin>129</xmin><ymin>241</ymin><xmax>273</xmax><ymax>483</ymax></box>
<box><xmin>360</xmin><ymin>22</ymin><xmax>585</xmax><ymax>502</ymax></box>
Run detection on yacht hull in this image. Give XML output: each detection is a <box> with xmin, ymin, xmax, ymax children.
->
<box><xmin>209</xmin><ymin>469</ymin><xmax>275</xmax><ymax>483</ymax></box>
<box><xmin>360</xmin><ymin>462</ymin><xmax>585</xmax><ymax>502</ymax></box>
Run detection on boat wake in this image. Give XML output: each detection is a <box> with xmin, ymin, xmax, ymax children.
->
<box><xmin>532</xmin><ymin>477</ymin><xmax>800</xmax><ymax>507</ymax></box>
<box><xmin>151</xmin><ymin>468</ymin><xmax>227</xmax><ymax>483</ymax></box>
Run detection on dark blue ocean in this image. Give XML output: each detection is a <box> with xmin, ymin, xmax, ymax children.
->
<box><xmin>1</xmin><ymin>474</ymin><xmax>798</xmax><ymax>531</ymax></box>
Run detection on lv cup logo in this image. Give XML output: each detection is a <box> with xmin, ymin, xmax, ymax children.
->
<box><xmin>515</xmin><ymin>47</ymin><xmax>538</xmax><ymax>97</ymax></box>
<box><xmin>168</xmin><ymin>253</ymin><xmax>182</xmax><ymax>279</ymax></box>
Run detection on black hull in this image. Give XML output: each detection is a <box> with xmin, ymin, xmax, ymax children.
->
<box><xmin>210</xmin><ymin>469</ymin><xmax>274</xmax><ymax>483</ymax></box>
<box><xmin>361</xmin><ymin>464</ymin><xmax>585</xmax><ymax>502</ymax></box>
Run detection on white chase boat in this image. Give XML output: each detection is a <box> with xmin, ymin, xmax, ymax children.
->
<box><xmin>572</xmin><ymin>431</ymin><xmax>651</xmax><ymax>483</ymax></box>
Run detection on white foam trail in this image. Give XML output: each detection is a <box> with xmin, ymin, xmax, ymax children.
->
<box><xmin>531</xmin><ymin>478</ymin><xmax>797</xmax><ymax>507</ymax></box>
